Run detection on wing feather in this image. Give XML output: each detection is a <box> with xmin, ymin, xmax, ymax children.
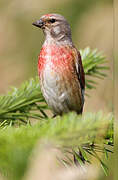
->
<box><xmin>71</xmin><ymin>47</ymin><xmax>85</xmax><ymax>109</ymax></box>
<box><xmin>72</xmin><ymin>48</ymin><xmax>85</xmax><ymax>91</ymax></box>
<box><xmin>77</xmin><ymin>50</ymin><xmax>85</xmax><ymax>90</ymax></box>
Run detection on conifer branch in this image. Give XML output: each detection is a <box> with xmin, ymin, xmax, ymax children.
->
<box><xmin>0</xmin><ymin>112</ymin><xmax>113</xmax><ymax>179</ymax></box>
<box><xmin>80</xmin><ymin>47</ymin><xmax>109</xmax><ymax>90</ymax></box>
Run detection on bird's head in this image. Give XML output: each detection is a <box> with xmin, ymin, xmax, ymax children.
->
<box><xmin>32</xmin><ymin>14</ymin><xmax>72</xmax><ymax>42</ymax></box>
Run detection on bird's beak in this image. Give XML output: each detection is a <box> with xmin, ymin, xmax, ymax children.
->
<box><xmin>32</xmin><ymin>19</ymin><xmax>44</xmax><ymax>28</ymax></box>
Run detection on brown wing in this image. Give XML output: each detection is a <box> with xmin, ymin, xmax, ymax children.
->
<box><xmin>76</xmin><ymin>50</ymin><xmax>85</xmax><ymax>112</ymax></box>
<box><xmin>72</xmin><ymin>47</ymin><xmax>85</xmax><ymax>91</ymax></box>
<box><xmin>72</xmin><ymin>48</ymin><xmax>85</xmax><ymax>112</ymax></box>
<box><xmin>77</xmin><ymin>50</ymin><xmax>85</xmax><ymax>91</ymax></box>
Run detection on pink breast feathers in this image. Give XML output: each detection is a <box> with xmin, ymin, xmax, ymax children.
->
<box><xmin>38</xmin><ymin>45</ymin><xmax>74</xmax><ymax>77</ymax></box>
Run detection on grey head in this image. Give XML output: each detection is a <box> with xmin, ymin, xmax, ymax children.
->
<box><xmin>32</xmin><ymin>13</ymin><xmax>72</xmax><ymax>44</ymax></box>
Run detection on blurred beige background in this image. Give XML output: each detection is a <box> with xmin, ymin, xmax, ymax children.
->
<box><xmin>0</xmin><ymin>0</ymin><xmax>113</xmax><ymax>113</ymax></box>
<box><xmin>115</xmin><ymin>0</ymin><xmax>118</xmax><ymax>118</ymax></box>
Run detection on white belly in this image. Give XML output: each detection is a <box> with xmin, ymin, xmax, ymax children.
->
<box><xmin>40</xmin><ymin>63</ymin><xmax>83</xmax><ymax>115</ymax></box>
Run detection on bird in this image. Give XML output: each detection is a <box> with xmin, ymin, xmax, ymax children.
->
<box><xmin>32</xmin><ymin>13</ymin><xmax>85</xmax><ymax>116</ymax></box>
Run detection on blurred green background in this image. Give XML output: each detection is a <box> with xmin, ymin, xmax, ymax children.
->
<box><xmin>0</xmin><ymin>0</ymin><xmax>113</xmax><ymax>113</ymax></box>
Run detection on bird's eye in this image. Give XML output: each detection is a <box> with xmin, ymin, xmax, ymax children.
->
<box><xmin>49</xmin><ymin>19</ymin><xmax>56</xmax><ymax>23</ymax></box>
